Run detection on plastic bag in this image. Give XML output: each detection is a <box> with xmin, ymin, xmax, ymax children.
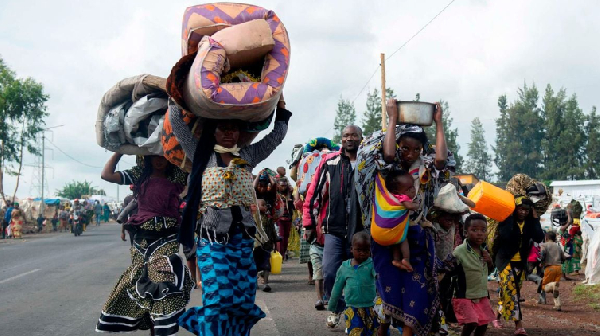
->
<box><xmin>434</xmin><ymin>183</ymin><xmax>469</xmax><ymax>213</ymax></box>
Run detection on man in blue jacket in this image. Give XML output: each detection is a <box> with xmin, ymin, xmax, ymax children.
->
<box><xmin>3</xmin><ymin>202</ymin><xmax>14</xmax><ymax>239</ymax></box>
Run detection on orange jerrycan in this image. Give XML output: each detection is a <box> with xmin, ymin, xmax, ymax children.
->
<box><xmin>467</xmin><ymin>181</ymin><xmax>515</xmax><ymax>222</ymax></box>
<box><xmin>270</xmin><ymin>251</ymin><xmax>282</xmax><ymax>274</ymax></box>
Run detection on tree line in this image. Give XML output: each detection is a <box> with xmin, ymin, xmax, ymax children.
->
<box><xmin>0</xmin><ymin>57</ymin><xmax>49</xmax><ymax>203</ymax></box>
<box><xmin>332</xmin><ymin>83</ymin><xmax>600</xmax><ymax>182</ymax></box>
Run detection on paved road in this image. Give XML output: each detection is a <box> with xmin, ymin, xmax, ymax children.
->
<box><xmin>0</xmin><ymin>223</ymin><xmax>355</xmax><ymax>336</ymax></box>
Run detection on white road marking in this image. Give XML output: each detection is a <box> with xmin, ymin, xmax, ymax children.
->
<box><xmin>254</xmin><ymin>299</ymin><xmax>281</xmax><ymax>336</ymax></box>
<box><xmin>0</xmin><ymin>268</ymin><xmax>41</xmax><ymax>284</ymax></box>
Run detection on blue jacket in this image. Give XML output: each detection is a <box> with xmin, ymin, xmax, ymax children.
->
<box><xmin>4</xmin><ymin>207</ymin><xmax>14</xmax><ymax>222</ymax></box>
<box><xmin>329</xmin><ymin>258</ymin><xmax>376</xmax><ymax>311</ymax></box>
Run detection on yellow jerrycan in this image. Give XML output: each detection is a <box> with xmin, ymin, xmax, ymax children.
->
<box><xmin>270</xmin><ymin>251</ymin><xmax>282</xmax><ymax>274</ymax></box>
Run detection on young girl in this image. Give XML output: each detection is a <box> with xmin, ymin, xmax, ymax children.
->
<box><xmin>329</xmin><ymin>231</ymin><xmax>379</xmax><ymax>335</ymax></box>
<box><xmin>452</xmin><ymin>214</ymin><xmax>495</xmax><ymax>336</ymax></box>
<box><xmin>375</xmin><ymin>171</ymin><xmax>418</xmax><ymax>271</ymax></box>
<box><xmin>254</xmin><ymin>199</ymin><xmax>278</xmax><ymax>292</ymax></box>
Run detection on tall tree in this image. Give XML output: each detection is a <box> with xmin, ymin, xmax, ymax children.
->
<box><xmin>559</xmin><ymin>94</ymin><xmax>586</xmax><ymax>179</ymax></box>
<box><xmin>585</xmin><ymin>106</ymin><xmax>600</xmax><ymax>179</ymax></box>
<box><xmin>56</xmin><ymin>180</ymin><xmax>106</xmax><ymax>200</ymax></box>
<box><xmin>540</xmin><ymin>84</ymin><xmax>567</xmax><ymax>180</ymax></box>
<box><xmin>466</xmin><ymin>117</ymin><xmax>492</xmax><ymax>180</ymax></box>
<box><xmin>493</xmin><ymin>83</ymin><xmax>544</xmax><ymax>181</ymax></box>
<box><xmin>333</xmin><ymin>97</ymin><xmax>357</xmax><ymax>144</ymax></box>
<box><xmin>0</xmin><ymin>57</ymin><xmax>49</xmax><ymax>202</ymax></box>
<box><xmin>425</xmin><ymin>100</ymin><xmax>462</xmax><ymax>172</ymax></box>
<box><xmin>361</xmin><ymin>88</ymin><xmax>396</xmax><ymax>137</ymax></box>
<box><xmin>493</xmin><ymin>95</ymin><xmax>509</xmax><ymax>182</ymax></box>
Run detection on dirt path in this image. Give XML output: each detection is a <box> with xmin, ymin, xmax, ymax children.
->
<box><xmin>485</xmin><ymin>273</ymin><xmax>599</xmax><ymax>335</ymax></box>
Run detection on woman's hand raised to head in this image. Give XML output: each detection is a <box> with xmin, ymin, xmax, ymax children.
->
<box><xmin>433</xmin><ymin>102</ymin><xmax>443</xmax><ymax>124</ymax></box>
<box><xmin>387</xmin><ymin>98</ymin><xmax>398</xmax><ymax>123</ymax></box>
<box><xmin>101</xmin><ymin>152</ymin><xmax>124</xmax><ymax>184</ymax></box>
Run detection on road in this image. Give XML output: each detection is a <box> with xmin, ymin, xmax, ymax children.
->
<box><xmin>0</xmin><ymin>223</ymin><xmax>350</xmax><ymax>336</ymax></box>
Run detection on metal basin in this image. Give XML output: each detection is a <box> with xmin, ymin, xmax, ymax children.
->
<box><xmin>396</xmin><ymin>101</ymin><xmax>435</xmax><ymax>126</ymax></box>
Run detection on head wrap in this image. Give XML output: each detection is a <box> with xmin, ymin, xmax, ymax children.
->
<box><xmin>394</xmin><ymin>124</ymin><xmax>425</xmax><ymax>141</ymax></box>
<box><xmin>515</xmin><ymin>196</ymin><xmax>533</xmax><ymax>207</ymax></box>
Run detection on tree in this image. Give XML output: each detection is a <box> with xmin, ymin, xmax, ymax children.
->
<box><xmin>540</xmin><ymin>84</ymin><xmax>567</xmax><ymax>180</ymax></box>
<box><xmin>466</xmin><ymin>117</ymin><xmax>492</xmax><ymax>181</ymax></box>
<box><xmin>56</xmin><ymin>180</ymin><xmax>106</xmax><ymax>200</ymax></box>
<box><xmin>0</xmin><ymin>57</ymin><xmax>49</xmax><ymax>203</ymax></box>
<box><xmin>493</xmin><ymin>83</ymin><xmax>544</xmax><ymax>181</ymax></box>
<box><xmin>424</xmin><ymin>100</ymin><xmax>462</xmax><ymax>172</ymax></box>
<box><xmin>493</xmin><ymin>95</ymin><xmax>509</xmax><ymax>182</ymax></box>
<box><xmin>332</xmin><ymin>97</ymin><xmax>357</xmax><ymax>144</ymax></box>
<box><xmin>361</xmin><ymin>88</ymin><xmax>396</xmax><ymax>137</ymax></box>
<box><xmin>585</xmin><ymin>106</ymin><xmax>600</xmax><ymax>179</ymax></box>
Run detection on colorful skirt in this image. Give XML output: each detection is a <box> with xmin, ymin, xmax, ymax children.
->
<box><xmin>96</xmin><ymin>219</ymin><xmax>194</xmax><ymax>335</ymax></box>
<box><xmin>179</xmin><ymin>231</ymin><xmax>266</xmax><ymax>336</ymax></box>
<box><xmin>344</xmin><ymin>306</ymin><xmax>380</xmax><ymax>336</ymax></box>
<box><xmin>497</xmin><ymin>263</ymin><xmax>525</xmax><ymax>321</ymax></box>
<box><xmin>563</xmin><ymin>258</ymin><xmax>580</xmax><ymax>274</ymax></box>
<box><xmin>287</xmin><ymin>225</ymin><xmax>301</xmax><ymax>258</ymax></box>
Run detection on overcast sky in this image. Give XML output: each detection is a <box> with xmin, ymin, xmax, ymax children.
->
<box><xmin>1</xmin><ymin>0</ymin><xmax>599</xmax><ymax>201</ymax></box>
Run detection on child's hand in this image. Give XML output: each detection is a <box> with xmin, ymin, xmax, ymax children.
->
<box><xmin>482</xmin><ymin>250</ymin><xmax>492</xmax><ymax>263</ymax></box>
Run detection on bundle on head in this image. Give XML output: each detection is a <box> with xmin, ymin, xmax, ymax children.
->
<box><xmin>169</xmin><ymin>2</ymin><xmax>290</xmax><ymax>122</ymax></box>
<box><xmin>505</xmin><ymin>174</ymin><xmax>551</xmax><ymax>214</ymax></box>
<box><xmin>162</xmin><ymin>3</ymin><xmax>291</xmax><ymax>172</ymax></box>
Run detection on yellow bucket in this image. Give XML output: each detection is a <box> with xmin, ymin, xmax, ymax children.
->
<box><xmin>270</xmin><ymin>251</ymin><xmax>282</xmax><ymax>274</ymax></box>
<box><xmin>467</xmin><ymin>181</ymin><xmax>515</xmax><ymax>222</ymax></box>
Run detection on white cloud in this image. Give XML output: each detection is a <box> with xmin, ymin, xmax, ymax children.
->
<box><xmin>1</xmin><ymin>0</ymin><xmax>599</xmax><ymax>199</ymax></box>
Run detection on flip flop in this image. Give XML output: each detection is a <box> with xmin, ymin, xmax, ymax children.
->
<box><xmin>492</xmin><ymin>320</ymin><xmax>503</xmax><ymax>329</ymax></box>
<box><xmin>514</xmin><ymin>327</ymin><xmax>528</xmax><ymax>335</ymax></box>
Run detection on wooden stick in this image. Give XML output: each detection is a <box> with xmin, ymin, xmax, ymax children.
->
<box><xmin>380</xmin><ymin>53</ymin><xmax>387</xmax><ymax>130</ymax></box>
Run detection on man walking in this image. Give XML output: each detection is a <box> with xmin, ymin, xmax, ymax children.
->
<box><xmin>3</xmin><ymin>202</ymin><xmax>14</xmax><ymax>239</ymax></box>
<box><xmin>304</xmin><ymin>125</ymin><xmax>363</xmax><ymax>328</ymax></box>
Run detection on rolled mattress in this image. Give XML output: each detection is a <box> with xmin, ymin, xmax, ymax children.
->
<box><xmin>96</xmin><ymin>75</ymin><xmax>168</xmax><ymax>156</ymax></box>
<box><xmin>173</xmin><ymin>3</ymin><xmax>290</xmax><ymax>122</ymax></box>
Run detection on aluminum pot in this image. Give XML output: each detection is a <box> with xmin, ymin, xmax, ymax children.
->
<box><xmin>396</xmin><ymin>101</ymin><xmax>435</xmax><ymax>126</ymax></box>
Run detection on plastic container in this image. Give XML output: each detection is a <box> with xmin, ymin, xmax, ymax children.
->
<box><xmin>396</xmin><ymin>101</ymin><xmax>435</xmax><ymax>126</ymax></box>
<box><xmin>467</xmin><ymin>181</ymin><xmax>516</xmax><ymax>222</ymax></box>
<box><xmin>270</xmin><ymin>251</ymin><xmax>282</xmax><ymax>274</ymax></box>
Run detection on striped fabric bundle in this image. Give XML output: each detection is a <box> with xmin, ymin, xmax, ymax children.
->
<box><xmin>370</xmin><ymin>173</ymin><xmax>410</xmax><ymax>246</ymax></box>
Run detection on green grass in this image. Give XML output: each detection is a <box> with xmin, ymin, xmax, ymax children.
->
<box><xmin>574</xmin><ymin>284</ymin><xmax>600</xmax><ymax>311</ymax></box>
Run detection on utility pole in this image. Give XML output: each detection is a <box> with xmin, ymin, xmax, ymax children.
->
<box><xmin>41</xmin><ymin>133</ymin><xmax>45</xmax><ymax>215</ymax></box>
<box><xmin>39</xmin><ymin>125</ymin><xmax>64</xmax><ymax>216</ymax></box>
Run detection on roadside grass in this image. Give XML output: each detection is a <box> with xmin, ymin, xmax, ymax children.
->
<box><xmin>574</xmin><ymin>284</ymin><xmax>600</xmax><ymax>311</ymax></box>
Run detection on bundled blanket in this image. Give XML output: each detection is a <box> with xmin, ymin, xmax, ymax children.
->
<box><xmin>96</xmin><ymin>75</ymin><xmax>168</xmax><ymax>155</ymax></box>
<box><xmin>168</xmin><ymin>3</ymin><xmax>290</xmax><ymax>122</ymax></box>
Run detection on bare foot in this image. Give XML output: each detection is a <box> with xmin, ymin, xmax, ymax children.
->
<box><xmin>392</xmin><ymin>259</ymin><xmax>413</xmax><ymax>272</ymax></box>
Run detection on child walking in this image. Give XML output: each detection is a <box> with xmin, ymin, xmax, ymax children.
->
<box><xmin>539</xmin><ymin>231</ymin><xmax>565</xmax><ymax>311</ymax></box>
<box><xmin>254</xmin><ymin>199</ymin><xmax>278</xmax><ymax>293</ymax></box>
<box><xmin>452</xmin><ymin>214</ymin><xmax>495</xmax><ymax>336</ymax></box>
<box><xmin>329</xmin><ymin>231</ymin><xmax>379</xmax><ymax>335</ymax></box>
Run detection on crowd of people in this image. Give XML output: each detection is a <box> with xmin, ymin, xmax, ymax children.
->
<box><xmin>90</xmin><ymin>96</ymin><xmax>590</xmax><ymax>336</ymax></box>
<box><xmin>0</xmin><ymin>198</ymin><xmax>117</xmax><ymax>238</ymax></box>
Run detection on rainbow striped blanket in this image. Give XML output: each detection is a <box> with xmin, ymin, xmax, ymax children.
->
<box><xmin>370</xmin><ymin>173</ymin><xmax>410</xmax><ymax>246</ymax></box>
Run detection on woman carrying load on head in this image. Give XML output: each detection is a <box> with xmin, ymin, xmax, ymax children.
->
<box><xmin>96</xmin><ymin>154</ymin><xmax>194</xmax><ymax>336</ymax></box>
<box><xmin>491</xmin><ymin>196</ymin><xmax>544</xmax><ymax>335</ymax></box>
<box><xmin>355</xmin><ymin>99</ymin><xmax>454</xmax><ymax>336</ymax></box>
<box><xmin>177</xmin><ymin>97</ymin><xmax>291</xmax><ymax>336</ymax></box>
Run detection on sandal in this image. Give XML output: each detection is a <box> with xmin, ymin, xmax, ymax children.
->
<box><xmin>492</xmin><ymin>320</ymin><xmax>503</xmax><ymax>329</ymax></box>
<box><xmin>514</xmin><ymin>327</ymin><xmax>527</xmax><ymax>335</ymax></box>
<box><xmin>307</xmin><ymin>279</ymin><xmax>315</xmax><ymax>285</ymax></box>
